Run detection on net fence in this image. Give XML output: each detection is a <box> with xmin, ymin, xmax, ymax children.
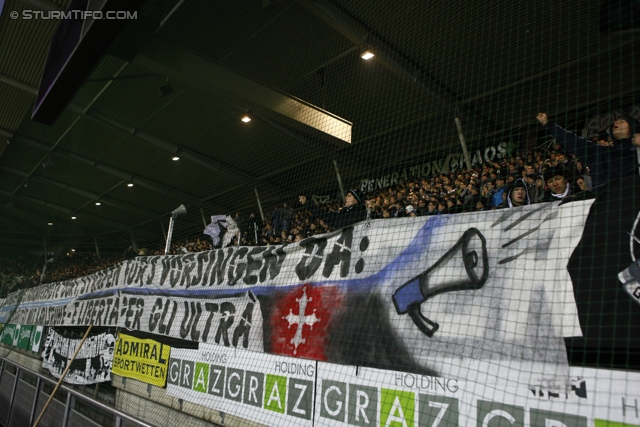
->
<box><xmin>0</xmin><ymin>0</ymin><xmax>639</xmax><ymax>426</ymax></box>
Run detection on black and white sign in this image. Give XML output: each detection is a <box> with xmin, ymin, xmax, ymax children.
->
<box><xmin>42</xmin><ymin>328</ymin><xmax>116</xmax><ymax>385</ymax></box>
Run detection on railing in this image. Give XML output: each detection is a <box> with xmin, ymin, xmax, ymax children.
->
<box><xmin>0</xmin><ymin>356</ymin><xmax>153</xmax><ymax>427</ymax></box>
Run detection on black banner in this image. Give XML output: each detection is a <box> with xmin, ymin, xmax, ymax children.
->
<box><xmin>567</xmin><ymin>171</ymin><xmax>640</xmax><ymax>354</ymax></box>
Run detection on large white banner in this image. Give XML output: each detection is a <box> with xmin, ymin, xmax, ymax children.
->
<box><xmin>8</xmin><ymin>200</ymin><xmax>594</xmax><ymax>386</ymax></box>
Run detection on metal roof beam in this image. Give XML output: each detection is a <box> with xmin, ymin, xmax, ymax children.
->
<box><xmin>1</xmin><ymin>192</ymin><xmax>131</xmax><ymax>231</ymax></box>
<box><xmin>298</xmin><ymin>0</ymin><xmax>498</xmax><ymax>133</ymax></box>
<box><xmin>36</xmin><ymin>176</ymin><xmax>162</xmax><ymax>216</ymax></box>
<box><xmin>133</xmin><ymin>37</ymin><xmax>352</xmax><ymax>144</ymax></box>
<box><xmin>299</xmin><ymin>0</ymin><xmax>460</xmax><ymax>114</ymax></box>
<box><xmin>0</xmin><ymin>72</ymin><xmax>38</xmax><ymax>96</ymax></box>
<box><xmin>0</xmin><ymin>127</ymin><xmax>14</xmax><ymax>139</ymax></box>
<box><xmin>0</xmin><ymin>194</ymin><xmax>93</xmax><ymax>232</ymax></box>
<box><xmin>12</xmin><ymin>135</ymin><xmax>198</xmax><ymax>199</ymax></box>
<box><xmin>0</xmin><ymin>166</ymin><xmax>163</xmax><ymax>217</ymax></box>
<box><xmin>0</xmin><ymin>211</ymin><xmax>48</xmax><ymax>235</ymax></box>
<box><xmin>67</xmin><ymin>105</ymin><xmax>262</xmax><ymax>186</ymax></box>
<box><xmin>0</xmin><ymin>69</ymin><xmax>282</xmax><ymax>195</ymax></box>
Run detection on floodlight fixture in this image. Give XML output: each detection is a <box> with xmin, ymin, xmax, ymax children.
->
<box><xmin>241</xmin><ymin>115</ymin><xmax>251</xmax><ymax>123</ymax></box>
<box><xmin>48</xmin><ymin>222</ymin><xmax>53</xmax><ymax>226</ymax></box>
<box><xmin>71</xmin><ymin>216</ymin><xmax>76</xmax><ymax>219</ymax></box>
<box><xmin>361</xmin><ymin>50</ymin><xmax>375</xmax><ymax>60</ymax></box>
<box><xmin>95</xmin><ymin>202</ymin><xmax>101</xmax><ymax>206</ymax></box>
<box><xmin>127</xmin><ymin>183</ymin><xmax>134</xmax><ymax>187</ymax></box>
<box><xmin>171</xmin><ymin>204</ymin><xmax>187</xmax><ymax>218</ymax></box>
<box><xmin>164</xmin><ymin>204</ymin><xmax>187</xmax><ymax>255</ymax></box>
<box><xmin>172</xmin><ymin>156</ymin><xmax>180</xmax><ymax>161</ymax></box>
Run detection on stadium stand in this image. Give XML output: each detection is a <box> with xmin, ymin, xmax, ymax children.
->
<box><xmin>0</xmin><ymin>1</ymin><xmax>639</xmax><ymax>427</ymax></box>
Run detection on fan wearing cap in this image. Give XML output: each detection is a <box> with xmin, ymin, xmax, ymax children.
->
<box><xmin>491</xmin><ymin>176</ymin><xmax>508</xmax><ymax>208</ymax></box>
<box><xmin>507</xmin><ymin>178</ymin><xmax>531</xmax><ymax>207</ymax></box>
<box><xmin>299</xmin><ymin>189</ymin><xmax>367</xmax><ymax>230</ymax></box>
<box><xmin>540</xmin><ymin>166</ymin><xmax>592</xmax><ymax>203</ymax></box>
<box><xmin>536</xmin><ymin>112</ymin><xmax>640</xmax><ymax>187</ymax></box>
<box><xmin>553</xmin><ymin>149</ymin><xmax>577</xmax><ymax>173</ymax></box>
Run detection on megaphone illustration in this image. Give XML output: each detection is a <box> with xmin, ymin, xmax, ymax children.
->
<box><xmin>618</xmin><ymin>259</ymin><xmax>640</xmax><ymax>307</ymax></box>
<box><xmin>392</xmin><ymin>228</ymin><xmax>489</xmax><ymax>337</ymax></box>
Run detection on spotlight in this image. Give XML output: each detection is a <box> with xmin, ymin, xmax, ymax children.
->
<box><xmin>71</xmin><ymin>249</ymin><xmax>75</xmax><ymax>252</ymax></box>
<box><xmin>172</xmin><ymin>156</ymin><xmax>180</xmax><ymax>161</ymax></box>
<box><xmin>48</xmin><ymin>222</ymin><xmax>53</xmax><ymax>226</ymax></box>
<box><xmin>171</xmin><ymin>204</ymin><xmax>187</xmax><ymax>218</ymax></box>
<box><xmin>159</xmin><ymin>79</ymin><xmax>174</xmax><ymax>97</ymax></box>
<box><xmin>71</xmin><ymin>216</ymin><xmax>76</xmax><ymax>219</ymax></box>
<box><xmin>95</xmin><ymin>202</ymin><xmax>101</xmax><ymax>206</ymax></box>
<box><xmin>361</xmin><ymin>50</ymin><xmax>375</xmax><ymax>60</ymax></box>
<box><xmin>241</xmin><ymin>115</ymin><xmax>251</xmax><ymax>123</ymax></box>
<box><xmin>127</xmin><ymin>183</ymin><xmax>134</xmax><ymax>187</ymax></box>
<box><xmin>165</xmin><ymin>204</ymin><xmax>187</xmax><ymax>255</ymax></box>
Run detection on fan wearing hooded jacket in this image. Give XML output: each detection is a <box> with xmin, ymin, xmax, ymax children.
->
<box><xmin>536</xmin><ymin>112</ymin><xmax>640</xmax><ymax>187</ymax></box>
<box><xmin>507</xmin><ymin>178</ymin><xmax>531</xmax><ymax>207</ymax></box>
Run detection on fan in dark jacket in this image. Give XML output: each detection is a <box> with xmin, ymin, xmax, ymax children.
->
<box><xmin>299</xmin><ymin>190</ymin><xmax>367</xmax><ymax>230</ymax></box>
<box><xmin>540</xmin><ymin>166</ymin><xmax>593</xmax><ymax>203</ymax></box>
<box><xmin>536</xmin><ymin>112</ymin><xmax>640</xmax><ymax>188</ymax></box>
<box><xmin>507</xmin><ymin>178</ymin><xmax>531</xmax><ymax>207</ymax></box>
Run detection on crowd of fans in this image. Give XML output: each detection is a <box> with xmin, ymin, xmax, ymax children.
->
<box><xmin>0</xmin><ymin>254</ymin><xmax>42</xmax><ymax>290</ymax></box>
<box><xmin>1</xmin><ymin>112</ymin><xmax>638</xmax><ymax>288</ymax></box>
<box><xmin>0</xmin><ymin>253</ymin><xmax>129</xmax><ymax>290</ymax></box>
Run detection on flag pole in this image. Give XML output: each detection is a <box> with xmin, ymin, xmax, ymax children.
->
<box><xmin>33</xmin><ymin>324</ymin><xmax>94</xmax><ymax>427</ymax></box>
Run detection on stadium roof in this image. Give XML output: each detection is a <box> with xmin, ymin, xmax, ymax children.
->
<box><xmin>0</xmin><ymin>0</ymin><xmax>637</xmax><ymax>252</ymax></box>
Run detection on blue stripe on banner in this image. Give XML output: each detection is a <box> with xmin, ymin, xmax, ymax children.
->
<box><xmin>0</xmin><ymin>303</ymin><xmax>17</xmax><ymax>323</ymax></box>
<box><xmin>0</xmin><ymin>304</ymin><xmax>17</xmax><ymax>313</ymax></box>
<box><xmin>64</xmin><ymin>216</ymin><xmax>446</xmax><ymax>301</ymax></box>
<box><xmin>120</xmin><ymin>288</ymin><xmax>248</xmax><ymax>300</ymax></box>
<box><xmin>75</xmin><ymin>289</ymin><xmax>119</xmax><ymax>301</ymax></box>
<box><xmin>18</xmin><ymin>298</ymin><xmax>75</xmax><ymax>309</ymax></box>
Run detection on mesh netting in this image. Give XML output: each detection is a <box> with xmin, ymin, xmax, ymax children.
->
<box><xmin>0</xmin><ymin>1</ymin><xmax>639</xmax><ymax>427</ymax></box>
